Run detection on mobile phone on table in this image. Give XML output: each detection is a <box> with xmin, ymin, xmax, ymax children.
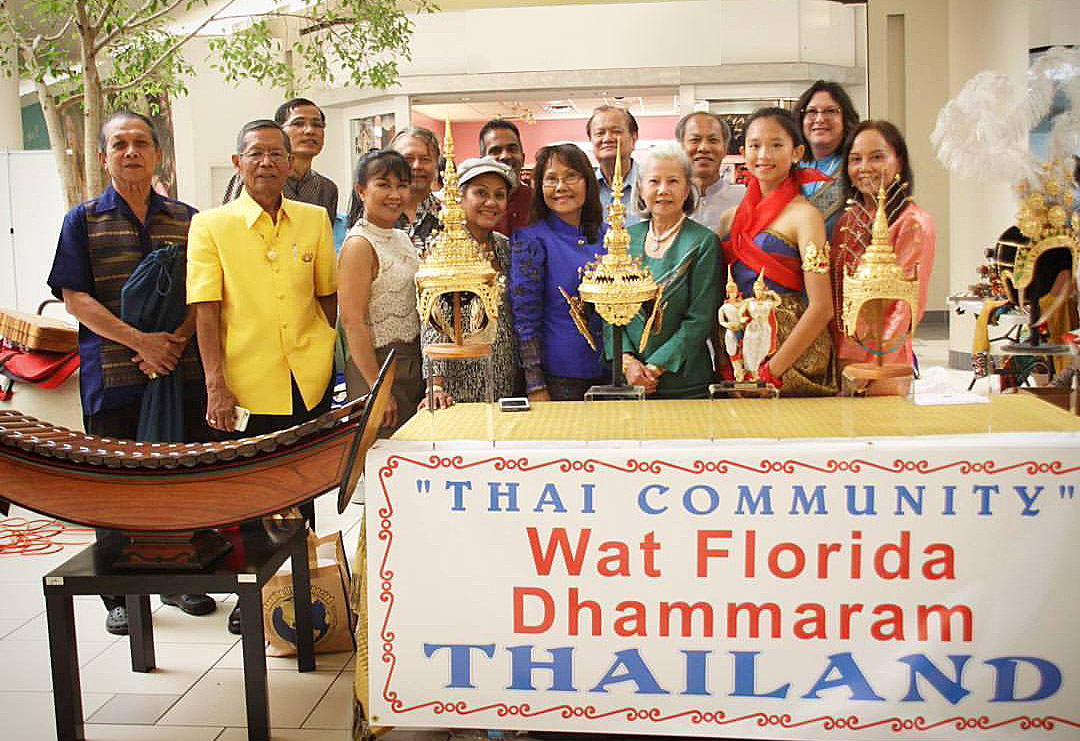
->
<box><xmin>498</xmin><ymin>397</ymin><xmax>530</xmax><ymax>412</ymax></box>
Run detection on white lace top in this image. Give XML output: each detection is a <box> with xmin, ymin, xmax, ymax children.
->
<box><xmin>346</xmin><ymin>219</ymin><xmax>419</xmax><ymax>347</ymax></box>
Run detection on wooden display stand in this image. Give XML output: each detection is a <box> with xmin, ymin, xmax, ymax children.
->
<box><xmin>841</xmin><ymin>361</ymin><xmax>914</xmax><ymax>397</ymax></box>
<box><xmin>422</xmin><ymin>291</ymin><xmax>495</xmax><ymax>409</ymax></box>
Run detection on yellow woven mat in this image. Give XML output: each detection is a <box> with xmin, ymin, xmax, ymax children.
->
<box><xmin>393</xmin><ymin>394</ymin><xmax>1080</xmax><ymax>442</ymax></box>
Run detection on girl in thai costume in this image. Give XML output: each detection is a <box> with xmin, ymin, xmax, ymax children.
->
<box><xmin>831</xmin><ymin>120</ymin><xmax>936</xmax><ymax>392</ymax></box>
<box><xmin>614</xmin><ymin>142</ymin><xmax>720</xmax><ymax>399</ymax></box>
<box><xmin>795</xmin><ymin>81</ymin><xmax>861</xmax><ymax>237</ymax></box>
<box><xmin>716</xmin><ymin>107</ymin><xmax>838</xmax><ymax>395</ymax></box>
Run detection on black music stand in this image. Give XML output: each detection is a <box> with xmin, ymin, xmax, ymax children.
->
<box><xmin>43</xmin><ymin>520</ymin><xmax>314</xmax><ymax>741</ymax></box>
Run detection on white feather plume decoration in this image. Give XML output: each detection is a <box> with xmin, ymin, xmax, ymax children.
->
<box><xmin>932</xmin><ymin>46</ymin><xmax>1080</xmax><ymax>184</ymax></box>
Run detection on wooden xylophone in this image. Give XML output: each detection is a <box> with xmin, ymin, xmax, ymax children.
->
<box><xmin>0</xmin><ymin>355</ymin><xmax>395</xmax><ymax>567</ymax></box>
<box><xmin>0</xmin><ymin>303</ymin><xmax>78</xmax><ymax>353</ymax></box>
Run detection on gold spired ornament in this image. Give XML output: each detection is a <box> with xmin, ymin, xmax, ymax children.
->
<box><xmin>841</xmin><ymin>181</ymin><xmax>920</xmax><ymax>336</ymax></box>
<box><xmin>566</xmin><ymin>142</ymin><xmax>660</xmax><ymax>388</ymax></box>
<box><xmin>414</xmin><ymin>119</ymin><xmax>501</xmax><ymax>351</ymax></box>
<box><xmin>576</xmin><ymin>144</ymin><xmax>658</xmax><ymax>327</ymax></box>
<box><xmin>998</xmin><ymin>158</ymin><xmax>1079</xmax><ymax>301</ymax></box>
<box><xmin>840</xmin><ymin>179</ymin><xmax>921</xmax><ymax>390</ymax></box>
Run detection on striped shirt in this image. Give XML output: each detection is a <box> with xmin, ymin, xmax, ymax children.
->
<box><xmin>223</xmin><ymin>167</ymin><xmax>338</xmax><ymax>224</ymax></box>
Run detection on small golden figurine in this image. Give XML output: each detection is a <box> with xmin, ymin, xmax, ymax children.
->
<box><xmin>717</xmin><ymin>275</ymin><xmax>748</xmax><ymax>381</ymax></box>
<box><xmin>741</xmin><ymin>270</ymin><xmax>781</xmax><ymax>383</ymax></box>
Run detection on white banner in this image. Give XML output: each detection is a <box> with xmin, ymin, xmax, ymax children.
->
<box><xmin>366</xmin><ymin>436</ymin><xmax>1080</xmax><ymax>738</ymax></box>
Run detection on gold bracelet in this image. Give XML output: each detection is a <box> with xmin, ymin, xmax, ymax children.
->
<box><xmin>801</xmin><ymin>240</ymin><xmax>830</xmax><ymax>273</ymax></box>
<box><xmin>429</xmin><ymin>384</ymin><xmax>444</xmax><ymax>394</ymax></box>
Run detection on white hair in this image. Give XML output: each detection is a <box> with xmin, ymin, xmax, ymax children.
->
<box><xmin>634</xmin><ymin>141</ymin><xmax>697</xmax><ymax>218</ymax></box>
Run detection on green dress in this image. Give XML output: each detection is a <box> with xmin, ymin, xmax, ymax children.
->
<box><xmin>604</xmin><ymin>218</ymin><xmax>720</xmax><ymax>398</ymax></box>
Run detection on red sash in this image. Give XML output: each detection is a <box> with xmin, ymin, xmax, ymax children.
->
<box><xmin>723</xmin><ymin>168</ymin><xmax>831</xmax><ymax>291</ymax></box>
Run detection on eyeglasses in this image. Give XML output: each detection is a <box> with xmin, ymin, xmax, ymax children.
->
<box><xmin>541</xmin><ymin>172</ymin><xmax>583</xmax><ymax>189</ymax></box>
<box><xmin>803</xmin><ymin>106</ymin><xmax>842</xmax><ymax>119</ymax></box>
<box><xmin>241</xmin><ymin>150</ymin><xmax>290</xmax><ymax>163</ymax></box>
<box><xmin>283</xmin><ymin>118</ymin><xmax>326</xmax><ymax>130</ymax></box>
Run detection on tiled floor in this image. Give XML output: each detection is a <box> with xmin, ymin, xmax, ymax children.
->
<box><xmin>0</xmin><ymin>335</ymin><xmax>969</xmax><ymax>740</ymax></box>
<box><xmin>0</xmin><ymin>493</ymin><xmax>370</xmax><ymax>741</ymax></box>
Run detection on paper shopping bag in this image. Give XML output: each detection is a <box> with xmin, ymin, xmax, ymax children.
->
<box><xmin>262</xmin><ymin>531</ymin><xmax>355</xmax><ymax>657</ymax></box>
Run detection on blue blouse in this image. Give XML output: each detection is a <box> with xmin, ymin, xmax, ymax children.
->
<box><xmin>510</xmin><ymin>214</ymin><xmax>607</xmax><ymax>389</ymax></box>
<box><xmin>798</xmin><ymin>153</ymin><xmax>845</xmax><ymax>237</ymax></box>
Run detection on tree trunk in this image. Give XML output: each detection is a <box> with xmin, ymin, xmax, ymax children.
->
<box><xmin>78</xmin><ymin>2</ymin><xmax>105</xmax><ymax>199</ymax></box>
<box><xmin>34</xmin><ymin>79</ymin><xmax>82</xmax><ymax>209</ymax></box>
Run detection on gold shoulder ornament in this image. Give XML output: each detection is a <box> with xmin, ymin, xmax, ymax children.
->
<box><xmin>801</xmin><ymin>240</ymin><xmax>830</xmax><ymax>274</ymax></box>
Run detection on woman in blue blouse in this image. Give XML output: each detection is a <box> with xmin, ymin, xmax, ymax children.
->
<box><xmin>795</xmin><ymin>80</ymin><xmax>860</xmax><ymax>237</ymax></box>
<box><xmin>510</xmin><ymin>144</ymin><xmax>607</xmax><ymax>401</ymax></box>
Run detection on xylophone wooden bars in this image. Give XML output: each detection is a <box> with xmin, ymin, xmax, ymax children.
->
<box><xmin>0</xmin><ymin>355</ymin><xmax>395</xmax><ymax>533</ymax></box>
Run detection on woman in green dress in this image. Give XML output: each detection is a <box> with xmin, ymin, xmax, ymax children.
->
<box><xmin>609</xmin><ymin>142</ymin><xmax>720</xmax><ymax>399</ymax></box>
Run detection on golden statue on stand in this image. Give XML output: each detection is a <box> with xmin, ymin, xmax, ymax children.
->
<box><xmin>840</xmin><ymin>179</ymin><xmax>921</xmax><ymax>391</ymax></box>
<box><xmin>740</xmin><ymin>270</ymin><xmax>782</xmax><ymax>383</ymax></box>
<box><xmin>564</xmin><ymin>143</ymin><xmax>660</xmax><ymax>393</ymax></box>
<box><xmin>414</xmin><ymin>120</ymin><xmax>501</xmax><ymax>361</ymax></box>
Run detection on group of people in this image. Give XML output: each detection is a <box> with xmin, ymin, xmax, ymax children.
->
<box><xmin>47</xmin><ymin>81</ymin><xmax>935</xmax><ymax>633</ymax></box>
<box><xmin>356</xmin><ymin>81</ymin><xmax>935</xmax><ymax>416</ymax></box>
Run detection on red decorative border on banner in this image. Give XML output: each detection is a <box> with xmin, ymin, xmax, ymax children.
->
<box><xmin>374</xmin><ymin>454</ymin><xmax>1080</xmax><ymax>734</ymax></box>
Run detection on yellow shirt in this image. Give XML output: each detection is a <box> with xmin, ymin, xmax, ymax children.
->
<box><xmin>187</xmin><ymin>190</ymin><xmax>337</xmax><ymax>414</ymax></box>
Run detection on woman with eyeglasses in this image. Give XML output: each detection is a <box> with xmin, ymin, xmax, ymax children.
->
<box><xmin>420</xmin><ymin>157</ymin><xmax>524</xmax><ymax>410</ymax></box>
<box><xmin>510</xmin><ymin>144</ymin><xmax>608</xmax><ymax>401</ymax></box>
<box><xmin>794</xmin><ymin>81</ymin><xmax>861</xmax><ymax>236</ymax></box>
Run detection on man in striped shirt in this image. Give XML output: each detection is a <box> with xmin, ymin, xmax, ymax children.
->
<box><xmin>48</xmin><ymin>111</ymin><xmax>217</xmax><ymax>635</ymax></box>
<box><xmin>222</xmin><ymin>97</ymin><xmax>338</xmax><ymax>224</ymax></box>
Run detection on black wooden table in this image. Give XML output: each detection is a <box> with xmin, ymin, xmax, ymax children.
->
<box><xmin>43</xmin><ymin>520</ymin><xmax>315</xmax><ymax>741</ymax></box>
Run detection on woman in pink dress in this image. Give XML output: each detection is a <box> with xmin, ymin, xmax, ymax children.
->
<box><xmin>832</xmin><ymin>120</ymin><xmax>936</xmax><ymax>382</ymax></box>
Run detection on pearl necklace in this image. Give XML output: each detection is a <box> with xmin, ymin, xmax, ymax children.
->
<box><xmin>645</xmin><ymin>215</ymin><xmax>685</xmax><ymax>256</ymax></box>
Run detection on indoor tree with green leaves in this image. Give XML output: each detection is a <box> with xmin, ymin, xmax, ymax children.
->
<box><xmin>0</xmin><ymin>0</ymin><xmax>434</xmax><ymax>208</ymax></box>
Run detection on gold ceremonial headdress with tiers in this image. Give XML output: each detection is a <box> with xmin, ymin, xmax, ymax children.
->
<box><xmin>414</xmin><ymin>121</ymin><xmax>500</xmax><ymax>340</ymax></box>
<box><xmin>841</xmin><ymin>181</ymin><xmax>920</xmax><ymax>336</ymax></box>
<box><xmin>998</xmin><ymin>158</ymin><xmax>1080</xmax><ymax>297</ymax></box>
<box><xmin>575</xmin><ymin>144</ymin><xmax>659</xmax><ymax>335</ymax></box>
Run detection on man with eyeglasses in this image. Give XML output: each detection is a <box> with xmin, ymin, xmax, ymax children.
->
<box><xmin>188</xmin><ymin>119</ymin><xmax>338</xmax><ymax>632</ymax></box>
<box><xmin>222</xmin><ymin>98</ymin><xmax>338</xmax><ymax>225</ymax></box>
<box><xmin>588</xmin><ymin>104</ymin><xmax>643</xmax><ymax>227</ymax></box>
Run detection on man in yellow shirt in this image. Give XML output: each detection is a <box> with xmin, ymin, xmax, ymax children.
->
<box><xmin>187</xmin><ymin>119</ymin><xmax>337</xmax><ymax>631</ymax></box>
<box><xmin>188</xmin><ymin>118</ymin><xmax>337</xmax><ymax>429</ymax></box>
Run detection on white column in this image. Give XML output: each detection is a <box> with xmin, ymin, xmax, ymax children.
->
<box><xmin>946</xmin><ymin>0</ymin><xmax>1029</xmax><ymax>367</ymax></box>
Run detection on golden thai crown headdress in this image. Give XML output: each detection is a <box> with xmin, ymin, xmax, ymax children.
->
<box><xmin>576</xmin><ymin>144</ymin><xmax>658</xmax><ymax>327</ymax></box>
<box><xmin>414</xmin><ymin>119</ymin><xmax>500</xmax><ymax>339</ymax></box>
<box><xmin>998</xmin><ymin>158</ymin><xmax>1080</xmax><ymax>295</ymax></box>
<box><xmin>841</xmin><ymin>180</ymin><xmax>921</xmax><ymax>336</ymax></box>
